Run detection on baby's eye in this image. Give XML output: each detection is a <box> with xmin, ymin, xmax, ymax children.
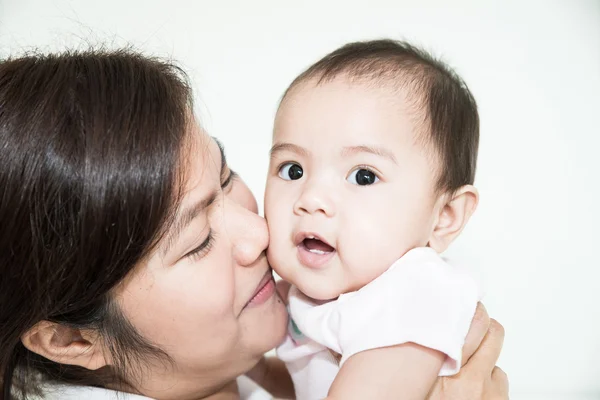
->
<box><xmin>278</xmin><ymin>162</ymin><xmax>304</xmax><ymax>181</ymax></box>
<box><xmin>347</xmin><ymin>168</ymin><xmax>379</xmax><ymax>186</ymax></box>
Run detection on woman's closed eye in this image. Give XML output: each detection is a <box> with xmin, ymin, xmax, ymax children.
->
<box><xmin>185</xmin><ymin>229</ymin><xmax>215</xmax><ymax>261</ymax></box>
<box><xmin>181</xmin><ymin>170</ymin><xmax>231</xmax><ymax>263</ymax></box>
<box><xmin>221</xmin><ymin>168</ymin><xmax>237</xmax><ymax>190</ymax></box>
<box><xmin>183</xmin><ymin>167</ymin><xmax>234</xmax><ymax>264</ymax></box>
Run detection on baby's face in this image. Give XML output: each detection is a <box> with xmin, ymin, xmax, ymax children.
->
<box><xmin>265</xmin><ymin>78</ymin><xmax>441</xmax><ymax>300</ymax></box>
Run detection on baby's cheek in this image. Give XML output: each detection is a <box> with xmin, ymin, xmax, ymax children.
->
<box><xmin>342</xmin><ymin>223</ymin><xmax>401</xmax><ymax>283</ymax></box>
<box><xmin>264</xmin><ymin>197</ymin><xmax>292</xmax><ymax>244</ymax></box>
<box><xmin>266</xmin><ymin>235</ymin><xmax>290</xmax><ymax>278</ymax></box>
<box><xmin>265</xmin><ymin>216</ymin><xmax>285</xmax><ymax>252</ymax></box>
<box><xmin>353</xmin><ymin>252</ymin><xmax>391</xmax><ymax>287</ymax></box>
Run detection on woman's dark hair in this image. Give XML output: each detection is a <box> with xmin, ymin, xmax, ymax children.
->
<box><xmin>0</xmin><ymin>49</ymin><xmax>193</xmax><ymax>398</ymax></box>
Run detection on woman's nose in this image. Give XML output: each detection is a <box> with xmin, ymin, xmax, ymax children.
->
<box><xmin>223</xmin><ymin>198</ymin><xmax>269</xmax><ymax>267</ymax></box>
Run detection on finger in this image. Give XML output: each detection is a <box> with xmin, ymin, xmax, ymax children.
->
<box><xmin>276</xmin><ymin>279</ymin><xmax>291</xmax><ymax>304</ymax></box>
<box><xmin>492</xmin><ymin>366</ymin><xmax>510</xmax><ymax>398</ymax></box>
<box><xmin>461</xmin><ymin>302</ymin><xmax>490</xmax><ymax>366</ymax></box>
<box><xmin>464</xmin><ymin>319</ymin><xmax>505</xmax><ymax>374</ymax></box>
<box><xmin>492</xmin><ymin>366</ymin><xmax>509</xmax><ymax>387</ymax></box>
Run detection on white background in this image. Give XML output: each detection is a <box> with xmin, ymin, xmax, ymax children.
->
<box><xmin>1</xmin><ymin>1</ymin><xmax>599</xmax><ymax>399</ymax></box>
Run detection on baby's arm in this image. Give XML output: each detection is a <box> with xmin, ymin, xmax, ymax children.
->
<box><xmin>328</xmin><ymin>342</ymin><xmax>444</xmax><ymax>399</ymax></box>
<box><xmin>326</xmin><ymin>304</ymin><xmax>508</xmax><ymax>400</ymax></box>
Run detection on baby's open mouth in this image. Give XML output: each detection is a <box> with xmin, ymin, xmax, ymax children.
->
<box><xmin>302</xmin><ymin>237</ymin><xmax>335</xmax><ymax>255</ymax></box>
<box><xmin>295</xmin><ymin>233</ymin><xmax>336</xmax><ymax>269</ymax></box>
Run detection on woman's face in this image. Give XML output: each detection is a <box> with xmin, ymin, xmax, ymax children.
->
<box><xmin>115</xmin><ymin>124</ymin><xmax>288</xmax><ymax>398</ymax></box>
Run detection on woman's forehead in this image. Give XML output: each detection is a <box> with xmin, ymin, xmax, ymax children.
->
<box><xmin>181</xmin><ymin>127</ymin><xmax>222</xmax><ymax>194</ymax></box>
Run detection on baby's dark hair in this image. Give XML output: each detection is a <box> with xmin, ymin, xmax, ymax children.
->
<box><xmin>280</xmin><ymin>39</ymin><xmax>479</xmax><ymax>194</ymax></box>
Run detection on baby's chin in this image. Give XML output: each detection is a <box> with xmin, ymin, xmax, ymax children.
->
<box><xmin>294</xmin><ymin>279</ymin><xmax>345</xmax><ymax>302</ymax></box>
<box><xmin>267</xmin><ymin>249</ymin><xmax>348</xmax><ymax>301</ymax></box>
<box><xmin>272</xmin><ymin>268</ymin><xmax>342</xmax><ymax>302</ymax></box>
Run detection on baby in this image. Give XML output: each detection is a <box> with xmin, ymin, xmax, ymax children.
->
<box><xmin>264</xmin><ymin>39</ymin><xmax>481</xmax><ymax>399</ymax></box>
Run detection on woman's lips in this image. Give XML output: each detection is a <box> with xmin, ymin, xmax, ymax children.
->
<box><xmin>244</xmin><ymin>270</ymin><xmax>276</xmax><ymax>309</ymax></box>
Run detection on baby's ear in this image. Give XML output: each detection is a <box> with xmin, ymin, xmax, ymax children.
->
<box><xmin>428</xmin><ymin>185</ymin><xmax>479</xmax><ymax>253</ymax></box>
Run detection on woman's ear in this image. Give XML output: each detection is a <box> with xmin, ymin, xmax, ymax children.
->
<box><xmin>428</xmin><ymin>185</ymin><xmax>479</xmax><ymax>253</ymax></box>
<box><xmin>21</xmin><ymin>321</ymin><xmax>108</xmax><ymax>370</ymax></box>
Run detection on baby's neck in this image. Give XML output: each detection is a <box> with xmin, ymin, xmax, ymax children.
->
<box><xmin>310</xmin><ymin>296</ymin><xmax>335</xmax><ymax>305</ymax></box>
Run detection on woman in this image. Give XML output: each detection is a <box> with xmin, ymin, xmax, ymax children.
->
<box><xmin>0</xmin><ymin>49</ymin><xmax>507</xmax><ymax>399</ymax></box>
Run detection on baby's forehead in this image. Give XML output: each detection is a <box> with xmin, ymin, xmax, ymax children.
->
<box><xmin>276</xmin><ymin>77</ymin><xmax>430</xmax><ymax>143</ymax></box>
<box><xmin>287</xmin><ymin>74</ymin><xmax>419</xmax><ymax>101</ymax></box>
<box><xmin>279</xmin><ymin>77</ymin><xmax>427</xmax><ymax>128</ymax></box>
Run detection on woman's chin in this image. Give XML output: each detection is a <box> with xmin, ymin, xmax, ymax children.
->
<box><xmin>267</xmin><ymin>294</ymin><xmax>289</xmax><ymax>347</ymax></box>
<box><xmin>243</xmin><ymin>291</ymin><xmax>288</xmax><ymax>352</ymax></box>
<box><xmin>274</xmin><ymin>299</ymin><xmax>289</xmax><ymax>346</ymax></box>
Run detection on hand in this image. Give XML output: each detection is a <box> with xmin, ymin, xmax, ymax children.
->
<box><xmin>427</xmin><ymin>303</ymin><xmax>508</xmax><ymax>399</ymax></box>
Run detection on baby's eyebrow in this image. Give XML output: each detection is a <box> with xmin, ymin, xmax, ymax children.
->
<box><xmin>269</xmin><ymin>142</ymin><xmax>310</xmax><ymax>158</ymax></box>
<box><xmin>341</xmin><ymin>145</ymin><xmax>398</xmax><ymax>165</ymax></box>
<box><xmin>269</xmin><ymin>142</ymin><xmax>397</xmax><ymax>165</ymax></box>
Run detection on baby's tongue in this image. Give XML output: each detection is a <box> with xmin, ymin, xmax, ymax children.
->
<box><xmin>304</xmin><ymin>238</ymin><xmax>334</xmax><ymax>253</ymax></box>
